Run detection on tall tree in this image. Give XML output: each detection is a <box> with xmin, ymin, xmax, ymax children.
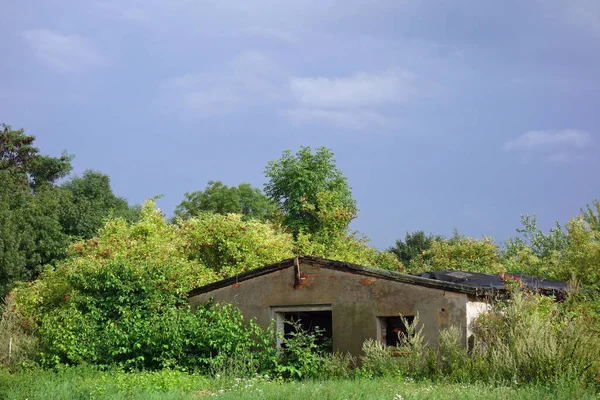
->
<box><xmin>264</xmin><ymin>146</ymin><xmax>356</xmax><ymax>240</ymax></box>
<box><xmin>59</xmin><ymin>170</ymin><xmax>140</xmax><ymax>239</ymax></box>
<box><xmin>0</xmin><ymin>125</ymin><xmax>73</xmax><ymax>296</ymax></box>
<box><xmin>174</xmin><ymin>181</ymin><xmax>278</xmax><ymax>222</ymax></box>
<box><xmin>0</xmin><ymin>171</ymin><xmax>69</xmax><ymax>296</ymax></box>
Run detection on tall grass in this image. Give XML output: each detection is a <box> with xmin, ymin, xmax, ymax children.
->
<box><xmin>0</xmin><ymin>367</ymin><xmax>596</xmax><ymax>400</ymax></box>
<box><xmin>0</xmin><ymin>295</ymin><xmax>39</xmax><ymax>371</ymax></box>
<box><xmin>360</xmin><ymin>289</ymin><xmax>600</xmax><ymax>390</ymax></box>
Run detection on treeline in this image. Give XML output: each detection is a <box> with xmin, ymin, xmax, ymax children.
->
<box><xmin>0</xmin><ymin>125</ymin><xmax>140</xmax><ymax>297</ymax></box>
<box><xmin>2</xmin><ymin>124</ymin><xmax>600</xmax><ymax>391</ymax></box>
<box><xmin>3</xmin><ymin>124</ymin><xmax>599</xmax><ymax>300</ymax></box>
<box><xmin>1</xmin><ymin>124</ymin><xmax>403</xmax><ymax>298</ymax></box>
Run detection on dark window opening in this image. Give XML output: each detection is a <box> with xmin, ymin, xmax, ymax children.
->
<box><xmin>379</xmin><ymin>316</ymin><xmax>414</xmax><ymax>347</ymax></box>
<box><xmin>282</xmin><ymin>310</ymin><xmax>333</xmax><ymax>352</ymax></box>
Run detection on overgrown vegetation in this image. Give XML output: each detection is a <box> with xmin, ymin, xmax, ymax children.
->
<box><xmin>2</xmin><ymin>124</ymin><xmax>600</xmax><ymax>397</ymax></box>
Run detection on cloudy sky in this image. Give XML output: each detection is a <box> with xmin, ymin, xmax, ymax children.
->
<box><xmin>1</xmin><ymin>0</ymin><xmax>599</xmax><ymax>248</ymax></box>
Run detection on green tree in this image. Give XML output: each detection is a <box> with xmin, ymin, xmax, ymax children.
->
<box><xmin>408</xmin><ymin>234</ymin><xmax>503</xmax><ymax>274</ymax></box>
<box><xmin>504</xmin><ymin>215</ymin><xmax>567</xmax><ymax>259</ymax></box>
<box><xmin>0</xmin><ymin>124</ymin><xmax>72</xmax><ymax>189</ymax></box>
<box><xmin>174</xmin><ymin>181</ymin><xmax>278</xmax><ymax>222</ymax></box>
<box><xmin>389</xmin><ymin>231</ymin><xmax>443</xmax><ymax>265</ymax></box>
<box><xmin>581</xmin><ymin>199</ymin><xmax>600</xmax><ymax>232</ymax></box>
<box><xmin>0</xmin><ymin>125</ymin><xmax>74</xmax><ymax>297</ymax></box>
<box><xmin>59</xmin><ymin>170</ymin><xmax>140</xmax><ymax>239</ymax></box>
<box><xmin>264</xmin><ymin>146</ymin><xmax>356</xmax><ymax>240</ymax></box>
<box><xmin>0</xmin><ymin>172</ymin><xmax>69</xmax><ymax>297</ymax></box>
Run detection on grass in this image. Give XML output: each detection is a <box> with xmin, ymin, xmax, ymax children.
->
<box><xmin>0</xmin><ymin>367</ymin><xmax>597</xmax><ymax>400</ymax></box>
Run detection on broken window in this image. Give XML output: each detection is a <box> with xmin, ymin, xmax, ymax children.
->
<box><xmin>378</xmin><ymin>316</ymin><xmax>414</xmax><ymax>347</ymax></box>
<box><xmin>271</xmin><ymin>306</ymin><xmax>333</xmax><ymax>352</ymax></box>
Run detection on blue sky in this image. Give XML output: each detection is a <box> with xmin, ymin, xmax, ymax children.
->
<box><xmin>2</xmin><ymin>0</ymin><xmax>599</xmax><ymax>249</ymax></box>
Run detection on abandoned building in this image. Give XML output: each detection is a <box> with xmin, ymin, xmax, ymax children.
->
<box><xmin>188</xmin><ymin>256</ymin><xmax>567</xmax><ymax>356</ymax></box>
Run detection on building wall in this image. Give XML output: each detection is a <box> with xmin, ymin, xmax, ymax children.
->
<box><xmin>189</xmin><ymin>261</ymin><xmax>469</xmax><ymax>356</ymax></box>
<box><xmin>466</xmin><ymin>297</ymin><xmax>492</xmax><ymax>338</ymax></box>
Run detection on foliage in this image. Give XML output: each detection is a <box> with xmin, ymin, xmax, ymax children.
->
<box><xmin>408</xmin><ymin>234</ymin><xmax>502</xmax><ymax>274</ymax></box>
<box><xmin>504</xmin><ymin>215</ymin><xmax>567</xmax><ymax>259</ymax></box>
<box><xmin>174</xmin><ymin>181</ymin><xmax>279</xmax><ymax>222</ymax></box>
<box><xmin>0</xmin><ymin>124</ymin><xmax>72</xmax><ymax>189</ymax></box>
<box><xmin>0</xmin><ymin>171</ymin><xmax>70</xmax><ymax>297</ymax></box>
<box><xmin>276</xmin><ymin>321</ymin><xmax>330</xmax><ymax>379</ymax></box>
<box><xmin>317</xmin><ymin>352</ymin><xmax>357</xmax><ymax>380</ymax></box>
<box><xmin>471</xmin><ymin>290</ymin><xmax>600</xmax><ymax>385</ymax></box>
<box><xmin>0</xmin><ymin>125</ymin><xmax>136</xmax><ymax>298</ymax></box>
<box><xmin>180</xmin><ymin>212</ymin><xmax>295</xmax><ymax>277</ymax></box>
<box><xmin>581</xmin><ymin>200</ymin><xmax>600</xmax><ymax>232</ymax></box>
<box><xmin>296</xmin><ymin>232</ymin><xmax>403</xmax><ymax>271</ymax></box>
<box><xmin>502</xmin><ymin>202</ymin><xmax>600</xmax><ymax>286</ymax></box>
<box><xmin>58</xmin><ymin>170</ymin><xmax>140</xmax><ymax>239</ymax></box>
<box><xmin>3</xmin><ymin>368</ymin><xmax>596</xmax><ymax>400</ymax></box>
<box><xmin>13</xmin><ymin>201</ymin><xmax>211</xmax><ymax>322</ymax></box>
<box><xmin>360</xmin><ymin>314</ymin><xmax>432</xmax><ymax>378</ymax></box>
<box><xmin>556</xmin><ymin>217</ymin><xmax>600</xmax><ymax>287</ymax></box>
<box><xmin>0</xmin><ymin>295</ymin><xmax>39</xmax><ymax>371</ymax></box>
<box><xmin>264</xmin><ymin>146</ymin><xmax>356</xmax><ymax>239</ymax></box>
<box><xmin>389</xmin><ymin>231</ymin><xmax>443</xmax><ymax>265</ymax></box>
<box><xmin>0</xmin><ymin>123</ymin><xmax>74</xmax><ymax>296</ymax></box>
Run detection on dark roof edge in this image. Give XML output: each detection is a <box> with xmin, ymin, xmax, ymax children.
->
<box><xmin>299</xmin><ymin>256</ymin><xmax>488</xmax><ymax>296</ymax></box>
<box><xmin>188</xmin><ymin>258</ymin><xmax>296</xmax><ymax>297</ymax></box>
<box><xmin>188</xmin><ymin>256</ymin><xmax>495</xmax><ymax>298</ymax></box>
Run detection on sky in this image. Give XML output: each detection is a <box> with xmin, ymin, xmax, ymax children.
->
<box><xmin>1</xmin><ymin>0</ymin><xmax>599</xmax><ymax>249</ymax></box>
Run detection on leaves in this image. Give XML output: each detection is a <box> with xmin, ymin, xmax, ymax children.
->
<box><xmin>174</xmin><ymin>181</ymin><xmax>278</xmax><ymax>222</ymax></box>
<box><xmin>264</xmin><ymin>146</ymin><xmax>356</xmax><ymax>239</ymax></box>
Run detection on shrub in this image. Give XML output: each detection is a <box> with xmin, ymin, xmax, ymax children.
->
<box><xmin>276</xmin><ymin>321</ymin><xmax>329</xmax><ymax>379</ymax></box>
<box><xmin>318</xmin><ymin>352</ymin><xmax>357</xmax><ymax>380</ymax></box>
<box><xmin>360</xmin><ymin>314</ymin><xmax>433</xmax><ymax>378</ymax></box>
<box><xmin>437</xmin><ymin>325</ymin><xmax>471</xmax><ymax>381</ymax></box>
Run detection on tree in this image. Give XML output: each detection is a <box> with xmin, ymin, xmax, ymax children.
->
<box><xmin>411</xmin><ymin>235</ymin><xmax>503</xmax><ymax>274</ymax></box>
<box><xmin>264</xmin><ymin>146</ymin><xmax>356</xmax><ymax>240</ymax></box>
<box><xmin>503</xmin><ymin>215</ymin><xmax>567</xmax><ymax>259</ymax></box>
<box><xmin>59</xmin><ymin>170</ymin><xmax>140</xmax><ymax>239</ymax></box>
<box><xmin>0</xmin><ymin>125</ymin><xmax>74</xmax><ymax>297</ymax></box>
<box><xmin>174</xmin><ymin>181</ymin><xmax>278</xmax><ymax>222</ymax></box>
<box><xmin>0</xmin><ymin>171</ymin><xmax>69</xmax><ymax>297</ymax></box>
<box><xmin>0</xmin><ymin>124</ymin><xmax>72</xmax><ymax>189</ymax></box>
<box><xmin>581</xmin><ymin>200</ymin><xmax>600</xmax><ymax>233</ymax></box>
<box><xmin>389</xmin><ymin>231</ymin><xmax>443</xmax><ymax>265</ymax></box>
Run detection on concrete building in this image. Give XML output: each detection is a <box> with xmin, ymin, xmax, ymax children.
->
<box><xmin>188</xmin><ymin>256</ymin><xmax>566</xmax><ymax>356</ymax></box>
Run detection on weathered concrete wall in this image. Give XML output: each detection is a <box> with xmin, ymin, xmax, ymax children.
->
<box><xmin>189</xmin><ymin>261</ymin><xmax>469</xmax><ymax>356</ymax></box>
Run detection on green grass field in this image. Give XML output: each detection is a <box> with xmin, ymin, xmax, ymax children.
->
<box><xmin>1</xmin><ymin>367</ymin><xmax>597</xmax><ymax>400</ymax></box>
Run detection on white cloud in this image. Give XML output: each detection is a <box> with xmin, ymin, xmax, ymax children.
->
<box><xmin>158</xmin><ymin>51</ymin><xmax>285</xmax><ymax>118</ymax></box>
<box><xmin>503</xmin><ymin>129</ymin><xmax>593</xmax><ymax>151</ymax></box>
<box><xmin>20</xmin><ymin>29</ymin><xmax>105</xmax><ymax>71</ymax></box>
<box><xmin>284</xmin><ymin>108</ymin><xmax>389</xmax><ymax>130</ymax></box>
<box><xmin>160</xmin><ymin>53</ymin><xmax>416</xmax><ymax>130</ymax></box>
<box><xmin>289</xmin><ymin>70</ymin><xmax>416</xmax><ymax>109</ymax></box>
